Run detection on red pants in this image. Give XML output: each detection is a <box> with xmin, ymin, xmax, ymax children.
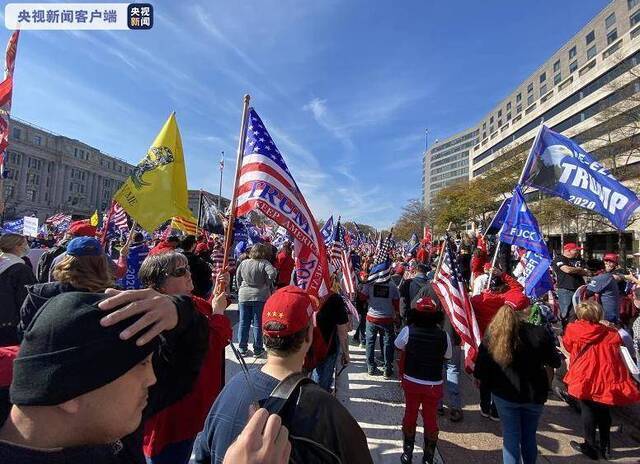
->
<box><xmin>402</xmin><ymin>380</ymin><xmax>443</xmax><ymax>436</ymax></box>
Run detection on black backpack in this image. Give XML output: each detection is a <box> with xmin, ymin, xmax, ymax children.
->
<box><xmin>36</xmin><ymin>245</ymin><xmax>66</xmax><ymax>283</ymax></box>
<box><xmin>262</xmin><ymin>373</ymin><xmax>343</xmax><ymax>464</ymax></box>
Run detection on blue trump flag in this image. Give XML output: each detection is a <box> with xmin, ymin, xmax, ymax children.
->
<box><xmin>485</xmin><ymin>198</ymin><xmax>511</xmax><ymax>235</ymax></box>
<box><xmin>1</xmin><ymin>218</ymin><xmax>24</xmax><ymax>234</ymax></box>
<box><xmin>521</xmin><ymin>125</ymin><xmax>640</xmax><ymax>230</ymax></box>
<box><xmin>320</xmin><ymin>216</ymin><xmax>334</xmax><ymax>244</ymax></box>
<box><xmin>500</xmin><ymin>186</ymin><xmax>553</xmax><ymax>299</ymax></box>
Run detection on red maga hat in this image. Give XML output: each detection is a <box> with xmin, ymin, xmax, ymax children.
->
<box><xmin>262</xmin><ymin>286</ymin><xmax>315</xmax><ymax>337</ymax></box>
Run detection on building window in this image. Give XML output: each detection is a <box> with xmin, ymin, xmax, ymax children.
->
<box><xmin>632</xmin><ymin>25</ymin><xmax>640</xmax><ymax>39</ymax></box>
<box><xmin>498</xmin><ymin>119</ymin><xmax>502</xmax><ymax>127</ymax></box>
<box><xmin>553</xmin><ymin>60</ymin><xmax>560</xmax><ymax>72</ymax></box>
<box><xmin>516</xmin><ymin>104</ymin><xmax>522</xmax><ymax>113</ymax></box>
<box><xmin>586</xmin><ymin>30</ymin><xmax>595</xmax><ymax>44</ymax></box>
<box><xmin>516</xmin><ymin>93</ymin><xmax>522</xmax><ymax>102</ymax></box>
<box><xmin>540</xmin><ymin>84</ymin><xmax>547</xmax><ymax>96</ymax></box>
<box><xmin>11</xmin><ymin>127</ymin><xmax>21</xmax><ymax>140</ymax></box>
<box><xmin>587</xmin><ymin>45</ymin><xmax>597</xmax><ymax>60</ymax></box>
<box><xmin>527</xmin><ymin>94</ymin><xmax>534</xmax><ymax>105</ymax></box>
<box><xmin>539</xmin><ymin>72</ymin><xmax>546</xmax><ymax>83</ymax></box>
<box><xmin>506</xmin><ymin>102</ymin><xmax>511</xmax><ymax>110</ymax></box>
<box><xmin>490</xmin><ymin>116</ymin><xmax>494</xmax><ymax>124</ymax></box>
<box><xmin>569</xmin><ymin>46</ymin><xmax>577</xmax><ymax>59</ymax></box>
<box><xmin>482</xmin><ymin>122</ymin><xmax>486</xmax><ymax>130</ymax></box>
<box><xmin>489</xmin><ymin>126</ymin><xmax>494</xmax><ymax>133</ymax></box>
<box><xmin>527</xmin><ymin>82</ymin><xmax>534</xmax><ymax>93</ymax></box>
<box><xmin>525</xmin><ymin>103</ymin><xmax>537</xmax><ymax>115</ymax></box>
<box><xmin>498</xmin><ymin>109</ymin><xmax>502</xmax><ymax>117</ymax></box>
<box><xmin>554</xmin><ymin>73</ymin><xmax>562</xmax><ymax>84</ymax></box>
<box><xmin>569</xmin><ymin>60</ymin><xmax>578</xmax><ymax>73</ymax></box>
<box><xmin>506</xmin><ymin>112</ymin><xmax>511</xmax><ymax>120</ymax></box>
<box><xmin>33</xmin><ymin>135</ymin><xmax>41</xmax><ymax>146</ymax></box>
<box><xmin>5</xmin><ymin>185</ymin><xmax>14</xmax><ymax>198</ymax></box>
<box><xmin>605</xmin><ymin>12</ymin><xmax>616</xmax><ymax>29</ymax></box>
<box><xmin>631</xmin><ymin>10</ymin><xmax>640</xmax><ymax>27</ymax></box>
<box><xmin>603</xmin><ymin>40</ymin><xmax>621</xmax><ymax>58</ymax></box>
<box><xmin>607</xmin><ymin>29</ymin><xmax>618</xmax><ymax>44</ymax></box>
<box><xmin>629</xmin><ymin>0</ymin><xmax>640</xmax><ymax>10</ymax></box>
<box><xmin>26</xmin><ymin>189</ymin><xmax>36</xmax><ymax>202</ymax></box>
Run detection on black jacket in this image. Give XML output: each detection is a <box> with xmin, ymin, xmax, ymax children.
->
<box><xmin>18</xmin><ymin>282</ymin><xmax>84</xmax><ymax>342</ymax></box>
<box><xmin>0</xmin><ymin>258</ymin><xmax>36</xmax><ymax>347</ymax></box>
<box><xmin>184</xmin><ymin>251</ymin><xmax>213</xmax><ymax>298</ymax></box>
<box><xmin>474</xmin><ymin>322</ymin><xmax>562</xmax><ymax>404</ymax></box>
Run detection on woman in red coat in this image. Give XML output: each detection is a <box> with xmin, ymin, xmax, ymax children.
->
<box><xmin>138</xmin><ymin>251</ymin><xmax>233</xmax><ymax>464</ymax></box>
<box><xmin>563</xmin><ymin>301</ymin><xmax>640</xmax><ymax>460</ymax></box>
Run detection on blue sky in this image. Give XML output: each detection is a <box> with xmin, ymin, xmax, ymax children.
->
<box><xmin>4</xmin><ymin>0</ymin><xmax>608</xmax><ymax>228</ymax></box>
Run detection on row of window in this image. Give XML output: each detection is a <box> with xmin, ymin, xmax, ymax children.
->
<box><xmin>430</xmin><ymin>130</ymin><xmax>479</xmax><ymax>154</ymax></box>
<box><xmin>431</xmin><ymin>139</ymin><xmax>477</xmax><ymax>161</ymax></box>
<box><xmin>474</xmin><ymin>49</ymin><xmax>640</xmax><ymax>167</ymax></box>
<box><xmin>430</xmin><ymin>158</ymin><xmax>469</xmax><ymax>176</ymax></box>
<box><xmin>479</xmin><ymin>7</ymin><xmax>640</xmax><ymax>139</ymax></box>
<box><xmin>473</xmin><ymin>77</ymin><xmax>640</xmax><ymax>177</ymax></box>
<box><xmin>430</xmin><ymin>166</ymin><xmax>469</xmax><ymax>183</ymax></box>
<box><xmin>430</xmin><ymin>150</ymin><xmax>469</xmax><ymax>169</ymax></box>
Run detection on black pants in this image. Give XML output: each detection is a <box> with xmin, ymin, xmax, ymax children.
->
<box><xmin>580</xmin><ymin>399</ymin><xmax>611</xmax><ymax>450</ymax></box>
<box><xmin>480</xmin><ymin>383</ymin><xmax>493</xmax><ymax>412</ymax></box>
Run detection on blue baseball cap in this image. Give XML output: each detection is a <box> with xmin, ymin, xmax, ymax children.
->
<box><xmin>66</xmin><ymin>237</ymin><xmax>103</xmax><ymax>257</ymax></box>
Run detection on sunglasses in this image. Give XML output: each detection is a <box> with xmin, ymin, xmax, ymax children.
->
<box><xmin>168</xmin><ymin>266</ymin><xmax>190</xmax><ymax>277</ymax></box>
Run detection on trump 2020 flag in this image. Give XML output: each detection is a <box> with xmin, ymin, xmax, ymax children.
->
<box><xmin>521</xmin><ymin>250</ymin><xmax>554</xmax><ymax>298</ymax></box>
<box><xmin>521</xmin><ymin>125</ymin><xmax>640</xmax><ymax>230</ymax></box>
<box><xmin>235</xmin><ymin>107</ymin><xmax>330</xmax><ymax>297</ymax></box>
<box><xmin>500</xmin><ymin>186</ymin><xmax>550</xmax><ymax>258</ymax></box>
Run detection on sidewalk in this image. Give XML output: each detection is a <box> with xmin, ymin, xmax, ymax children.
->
<box><xmin>221</xmin><ymin>306</ymin><xmax>640</xmax><ymax>463</ymax></box>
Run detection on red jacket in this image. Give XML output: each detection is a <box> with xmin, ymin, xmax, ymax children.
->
<box><xmin>143</xmin><ymin>296</ymin><xmax>232</xmax><ymax>457</ymax></box>
<box><xmin>563</xmin><ymin>320</ymin><xmax>640</xmax><ymax>406</ymax></box>
<box><xmin>470</xmin><ymin>253</ymin><xmax>487</xmax><ymax>280</ymax></box>
<box><xmin>0</xmin><ymin>346</ymin><xmax>19</xmax><ymax>387</ymax></box>
<box><xmin>275</xmin><ymin>251</ymin><xmax>295</xmax><ymax>287</ymax></box>
<box><xmin>471</xmin><ymin>274</ymin><xmax>530</xmax><ymax>337</ymax></box>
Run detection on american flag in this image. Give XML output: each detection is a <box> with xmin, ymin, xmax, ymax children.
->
<box><xmin>0</xmin><ymin>31</ymin><xmax>19</xmax><ymax>170</ymax></box>
<box><xmin>112</xmin><ymin>202</ymin><xmax>129</xmax><ymax>232</ymax></box>
<box><xmin>433</xmin><ymin>235</ymin><xmax>481</xmax><ymax>373</ymax></box>
<box><xmin>329</xmin><ymin>221</ymin><xmax>357</xmax><ymax>296</ymax></box>
<box><xmin>235</xmin><ymin>107</ymin><xmax>329</xmax><ymax>297</ymax></box>
<box><xmin>367</xmin><ymin>231</ymin><xmax>393</xmax><ymax>283</ymax></box>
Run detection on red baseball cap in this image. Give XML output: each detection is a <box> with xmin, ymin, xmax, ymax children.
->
<box><xmin>68</xmin><ymin>220</ymin><xmax>97</xmax><ymax>237</ymax></box>
<box><xmin>262</xmin><ymin>286</ymin><xmax>315</xmax><ymax>337</ymax></box>
<box><xmin>394</xmin><ymin>264</ymin><xmax>405</xmax><ymax>275</ymax></box>
<box><xmin>563</xmin><ymin>242</ymin><xmax>583</xmax><ymax>252</ymax></box>
<box><xmin>603</xmin><ymin>253</ymin><xmax>619</xmax><ymax>264</ymax></box>
<box><xmin>415</xmin><ymin>296</ymin><xmax>437</xmax><ymax>312</ymax></box>
<box><xmin>483</xmin><ymin>263</ymin><xmax>492</xmax><ymax>272</ymax></box>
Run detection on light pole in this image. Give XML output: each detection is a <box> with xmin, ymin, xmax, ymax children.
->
<box><xmin>218</xmin><ymin>151</ymin><xmax>224</xmax><ymax>211</ymax></box>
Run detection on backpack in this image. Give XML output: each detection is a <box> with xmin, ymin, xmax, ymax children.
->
<box><xmin>36</xmin><ymin>245</ymin><xmax>66</xmax><ymax>283</ymax></box>
<box><xmin>262</xmin><ymin>373</ymin><xmax>342</xmax><ymax>463</ymax></box>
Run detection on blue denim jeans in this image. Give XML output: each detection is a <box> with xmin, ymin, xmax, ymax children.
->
<box><xmin>238</xmin><ymin>300</ymin><xmax>265</xmax><ymax>352</ymax></box>
<box><xmin>557</xmin><ymin>288</ymin><xmax>575</xmax><ymax>328</ymax></box>
<box><xmin>365</xmin><ymin>320</ymin><xmax>395</xmax><ymax>370</ymax></box>
<box><xmin>439</xmin><ymin>343</ymin><xmax>461</xmax><ymax>409</ymax></box>
<box><xmin>311</xmin><ymin>345</ymin><xmax>340</xmax><ymax>391</ymax></box>
<box><xmin>492</xmin><ymin>394</ymin><xmax>543</xmax><ymax>464</ymax></box>
<box><xmin>146</xmin><ymin>439</ymin><xmax>194</xmax><ymax>464</ymax></box>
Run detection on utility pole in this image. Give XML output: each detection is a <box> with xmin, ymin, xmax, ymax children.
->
<box><xmin>218</xmin><ymin>151</ymin><xmax>224</xmax><ymax>211</ymax></box>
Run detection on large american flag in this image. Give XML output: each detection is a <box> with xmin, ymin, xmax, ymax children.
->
<box><xmin>329</xmin><ymin>221</ymin><xmax>357</xmax><ymax>296</ymax></box>
<box><xmin>235</xmin><ymin>107</ymin><xmax>329</xmax><ymax>297</ymax></box>
<box><xmin>112</xmin><ymin>202</ymin><xmax>129</xmax><ymax>232</ymax></box>
<box><xmin>0</xmin><ymin>31</ymin><xmax>19</xmax><ymax>170</ymax></box>
<box><xmin>433</xmin><ymin>235</ymin><xmax>481</xmax><ymax>372</ymax></box>
<box><xmin>367</xmin><ymin>231</ymin><xmax>393</xmax><ymax>283</ymax></box>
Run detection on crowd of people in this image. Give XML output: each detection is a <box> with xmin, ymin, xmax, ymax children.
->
<box><xmin>0</xmin><ymin>221</ymin><xmax>639</xmax><ymax>463</ymax></box>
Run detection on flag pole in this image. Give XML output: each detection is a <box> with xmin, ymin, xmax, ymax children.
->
<box><xmin>101</xmin><ymin>200</ymin><xmax>116</xmax><ymax>248</ymax></box>
<box><xmin>196</xmin><ymin>189</ymin><xmax>203</xmax><ymax>237</ymax></box>
<box><xmin>486</xmin><ymin>232</ymin><xmax>502</xmax><ymax>290</ymax></box>
<box><xmin>434</xmin><ymin>222</ymin><xmax>452</xmax><ymax>276</ymax></box>
<box><xmin>219</xmin><ymin>95</ymin><xmax>251</xmax><ymax>294</ymax></box>
<box><xmin>218</xmin><ymin>151</ymin><xmax>224</xmax><ymax>211</ymax></box>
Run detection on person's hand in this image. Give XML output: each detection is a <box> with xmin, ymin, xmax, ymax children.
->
<box><xmin>222</xmin><ymin>408</ymin><xmax>291</xmax><ymax>464</ymax></box>
<box><xmin>211</xmin><ymin>291</ymin><xmax>228</xmax><ymax>316</ymax></box>
<box><xmin>599</xmin><ymin>320</ymin><xmax>615</xmax><ymax>328</ymax></box>
<box><xmin>98</xmin><ymin>288</ymin><xmax>179</xmax><ymax>345</ymax></box>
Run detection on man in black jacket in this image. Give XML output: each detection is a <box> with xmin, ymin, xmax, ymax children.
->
<box><xmin>194</xmin><ymin>286</ymin><xmax>372</xmax><ymax>464</ymax></box>
<box><xmin>0</xmin><ymin>289</ymin><xmax>208</xmax><ymax>464</ymax></box>
<box><xmin>181</xmin><ymin>235</ymin><xmax>214</xmax><ymax>298</ymax></box>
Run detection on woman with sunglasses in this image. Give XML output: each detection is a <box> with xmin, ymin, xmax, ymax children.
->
<box><xmin>138</xmin><ymin>251</ymin><xmax>232</xmax><ymax>464</ymax></box>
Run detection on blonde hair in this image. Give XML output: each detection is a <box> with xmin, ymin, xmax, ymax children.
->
<box><xmin>0</xmin><ymin>233</ymin><xmax>26</xmax><ymax>253</ymax></box>
<box><xmin>52</xmin><ymin>254</ymin><xmax>114</xmax><ymax>292</ymax></box>
<box><xmin>486</xmin><ymin>305</ymin><xmax>521</xmax><ymax>368</ymax></box>
<box><xmin>575</xmin><ymin>301</ymin><xmax>603</xmax><ymax>323</ymax></box>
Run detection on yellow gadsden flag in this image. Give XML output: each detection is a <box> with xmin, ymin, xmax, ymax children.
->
<box><xmin>90</xmin><ymin>210</ymin><xmax>99</xmax><ymax>227</ymax></box>
<box><xmin>113</xmin><ymin>113</ymin><xmax>197</xmax><ymax>232</ymax></box>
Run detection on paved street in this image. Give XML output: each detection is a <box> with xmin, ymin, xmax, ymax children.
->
<box><xmin>222</xmin><ymin>306</ymin><xmax>640</xmax><ymax>463</ymax></box>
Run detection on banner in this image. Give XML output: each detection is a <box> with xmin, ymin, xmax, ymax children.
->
<box><xmin>521</xmin><ymin>125</ymin><xmax>640</xmax><ymax>230</ymax></box>
<box><xmin>499</xmin><ymin>186</ymin><xmax>550</xmax><ymax>258</ymax></box>
<box><xmin>116</xmin><ymin>243</ymin><xmax>149</xmax><ymax>290</ymax></box>
<box><xmin>521</xmin><ymin>250</ymin><xmax>553</xmax><ymax>298</ymax></box>
<box><xmin>23</xmin><ymin>216</ymin><xmax>38</xmax><ymax>237</ymax></box>
<box><xmin>485</xmin><ymin>198</ymin><xmax>511</xmax><ymax>235</ymax></box>
<box><xmin>114</xmin><ymin>113</ymin><xmax>197</xmax><ymax>232</ymax></box>
<box><xmin>1</xmin><ymin>217</ymin><xmax>22</xmax><ymax>233</ymax></box>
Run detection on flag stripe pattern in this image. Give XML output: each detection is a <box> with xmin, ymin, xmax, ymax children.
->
<box><xmin>367</xmin><ymin>232</ymin><xmax>392</xmax><ymax>283</ymax></box>
<box><xmin>171</xmin><ymin>215</ymin><xmax>197</xmax><ymax>235</ymax></box>
<box><xmin>329</xmin><ymin>222</ymin><xmax>356</xmax><ymax>296</ymax></box>
<box><xmin>235</xmin><ymin>108</ymin><xmax>329</xmax><ymax>297</ymax></box>
<box><xmin>432</xmin><ymin>236</ymin><xmax>482</xmax><ymax>372</ymax></box>
<box><xmin>112</xmin><ymin>202</ymin><xmax>129</xmax><ymax>232</ymax></box>
<box><xmin>0</xmin><ymin>31</ymin><xmax>20</xmax><ymax>168</ymax></box>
